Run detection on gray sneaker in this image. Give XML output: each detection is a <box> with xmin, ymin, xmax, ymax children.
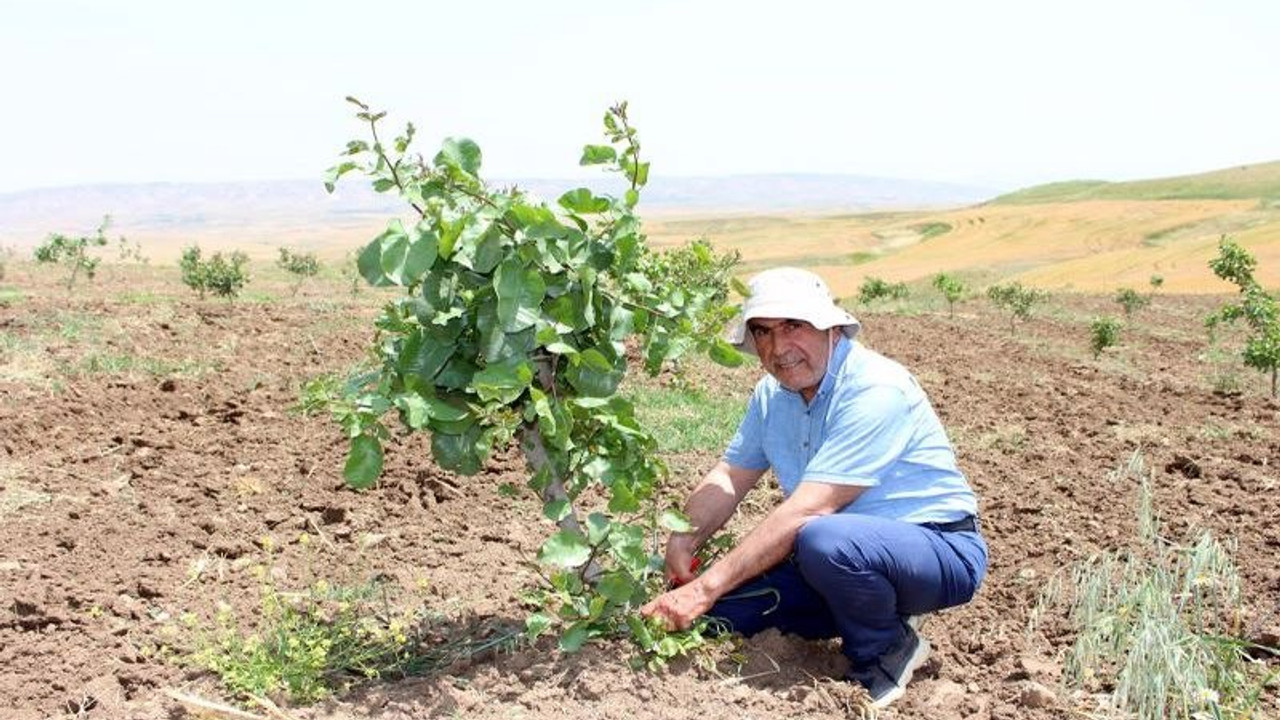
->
<box><xmin>847</xmin><ymin>623</ymin><xmax>932</xmax><ymax>709</ymax></box>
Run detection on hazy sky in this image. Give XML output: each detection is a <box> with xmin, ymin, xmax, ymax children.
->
<box><xmin>2</xmin><ymin>0</ymin><xmax>1277</xmax><ymax>194</ymax></box>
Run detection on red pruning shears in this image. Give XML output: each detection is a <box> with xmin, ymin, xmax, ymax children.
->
<box><xmin>670</xmin><ymin>556</ymin><xmax>701</xmax><ymax>587</ymax></box>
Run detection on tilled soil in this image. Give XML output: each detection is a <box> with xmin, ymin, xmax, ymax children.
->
<box><xmin>1</xmin><ymin>267</ymin><xmax>1277</xmax><ymax>720</ymax></box>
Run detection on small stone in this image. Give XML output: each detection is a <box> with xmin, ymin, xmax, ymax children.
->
<box><xmin>1018</xmin><ymin>654</ymin><xmax>1061</xmax><ymax>681</ymax></box>
<box><xmin>1018</xmin><ymin>681</ymin><xmax>1057</xmax><ymax>709</ymax></box>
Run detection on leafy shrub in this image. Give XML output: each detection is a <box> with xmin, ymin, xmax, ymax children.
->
<box><xmin>931</xmin><ymin>272</ymin><xmax>968</xmax><ymax>317</ymax></box>
<box><xmin>1090</xmin><ymin>316</ymin><xmax>1122</xmax><ymax>358</ymax></box>
<box><xmin>33</xmin><ymin>216</ymin><xmax>115</xmax><ymax>290</ymax></box>
<box><xmin>323</xmin><ymin>99</ymin><xmax>741</xmax><ymax>665</ymax></box>
<box><xmin>338</xmin><ymin>250</ymin><xmax>362</xmax><ymax>295</ymax></box>
<box><xmin>277</xmin><ymin>247</ymin><xmax>321</xmax><ymax>295</ymax></box>
<box><xmin>1032</xmin><ymin>453</ymin><xmax>1278</xmax><ymax>720</ymax></box>
<box><xmin>858</xmin><ymin>276</ymin><xmax>910</xmax><ymax>304</ymax></box>
<box><xmin>1206</xmin><ymin>236</ymin><xmax>1280</xmax><ymax>396</ymax></box>
<box><xmin>116</xmin><ymin>234</ymin><xmax>147</xmax><ymax>264</ymax></box>
<box><xmin>1149</xmin><ymin>274</ymin><xmax>1164</xmax><ymax>291</ymax></box>
<box><xmin>1115</xmin><ymin>287</ymin><xmax>1150</xmax><ymax>317</ymax></box>
<box><xmin>181</xmin><ymin>245</ymin><xmax>250</xmax><ymax>299</ymax></box>
<box><xmin>986</xmin><ymin>281</ymin><xmax>1048</xmax><ymax>333</ymax></box>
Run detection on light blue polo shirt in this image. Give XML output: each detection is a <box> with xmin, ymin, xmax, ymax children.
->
<box><xmin>723</xmin><ymin>337</ymin><xmax>977</xmax><ymax>524</ymax></box>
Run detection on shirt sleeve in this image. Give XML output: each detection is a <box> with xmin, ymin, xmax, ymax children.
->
<box><xmin>722</xmin><ymin>383</ymin><xmax>770</xmax><ymax>471</ymax></box>
<box><xmin>802</xmin><ymin>383</ymin><xmax>915</xmax><ymax>486</ymax></box>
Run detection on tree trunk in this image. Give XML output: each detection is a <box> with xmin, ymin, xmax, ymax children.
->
<box><xmin>522</xmin><ymin>357</ymin><xmax>603</xmax><ymax>583</ymax></box>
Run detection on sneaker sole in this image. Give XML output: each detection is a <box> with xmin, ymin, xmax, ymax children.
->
<box><xmin>869</xmin><ymin>635</ymin><xmax>932</xmax><ymax>710</ymax></box>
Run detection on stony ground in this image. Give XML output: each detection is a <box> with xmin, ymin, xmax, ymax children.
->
<box><xmin>1</xmin><ymin>264</ymin><xmax>1277</xmax><ymax>719</ymax></box>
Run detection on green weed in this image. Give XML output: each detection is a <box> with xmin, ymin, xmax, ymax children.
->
<box><xmin>626</xmin><ymin>385</ymin><xmax>744</xmax><ymax>453</ymax></box>
<box><xmin>186</xmin><ymin>543</ymin><xmax>520</xmax><ymax>706</ymax></box>
<box><xmin>72</xmin><ymin>352</ymin><xmax>215</xmax><ymax>378</ymax></box>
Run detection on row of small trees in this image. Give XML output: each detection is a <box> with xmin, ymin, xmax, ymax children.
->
<box><xmin>853</xmin><ymin>243</ymin><xmax>1276</xmax><ymax>396</ymax></box>
<box><xmin>28</xmin><ymin>221</ymin><xmax>324</xmax><ymax>298</ymax></box>
<box><xmin>21</xmin><ymin>219</ymin><xmax>1277</xmax><ymax>395</ymax></box>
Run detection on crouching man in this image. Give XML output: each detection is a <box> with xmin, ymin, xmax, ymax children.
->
<box><xmin>640</xmin><ymin>267</ymin><xmax>988</xmax><ymax>708</ymax></box>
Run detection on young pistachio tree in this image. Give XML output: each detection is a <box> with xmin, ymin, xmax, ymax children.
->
<box><xmin>33</xmin><ymin>216</ymin><xmax>113</xmax><ymax>290</ymax></box>
<box><xmin>987</xmin><ymin>281</ymin><xmax>1048</xmax><ymax>333</ymax></box>
<box><xmin>324</xmin><ymin>99</ymin><xmax>743</xmax><ymax>659</ymax></box>
<box><xmin>1207</xmin><ymin>236</ymin><xmax>1280</xmax><ymax>397</ymax></box>
<box><xmin>932</xmin><ymin>272</ymin><xmax>967</xmax><ymax>317</ymax></box>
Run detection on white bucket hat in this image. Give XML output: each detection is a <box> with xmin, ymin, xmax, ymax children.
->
<box><xmin>726</xmin><ymin>267</ymin><xmax>861</xmax><ymax>355</ymax></box>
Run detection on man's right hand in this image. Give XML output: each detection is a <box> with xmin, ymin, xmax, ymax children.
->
<box><xmin>664</xmin><ymin>534</ymin><xmax>699</xmax><ymax>586</ymax></box>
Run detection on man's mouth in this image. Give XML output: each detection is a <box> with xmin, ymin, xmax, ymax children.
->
<box><xmin>775</xmin><ymin>357</ymin><xmax>802</xmax><ymax>371</ymax></box>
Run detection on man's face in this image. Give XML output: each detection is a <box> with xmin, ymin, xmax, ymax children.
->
<box><xmin>747</xmin><ymin>318</ymin><xmax>832</xmax><ymax>401</ymax></box>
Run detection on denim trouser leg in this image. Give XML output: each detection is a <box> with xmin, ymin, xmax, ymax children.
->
<box><xmin>706</xmin><ymin>514</ymin><xmax>988</xmax><ymax>668</ymax></box>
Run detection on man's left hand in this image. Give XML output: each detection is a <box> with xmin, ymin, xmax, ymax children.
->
<box><xmin>639</xmin><ymin>580</ymin><xmax>714</xmax><ymax>631</ymax></box>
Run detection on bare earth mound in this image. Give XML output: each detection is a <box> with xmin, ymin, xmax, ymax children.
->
<box><xmin>1</xmin><ymin>266</ymin><xmax>1276</xmax><ymax>719</ymax></box>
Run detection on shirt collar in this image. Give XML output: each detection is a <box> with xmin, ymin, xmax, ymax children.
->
<box><xmin>813</xmin><ymin>335</ymin><xmax>853</xmax><ymax>400</ymax></box>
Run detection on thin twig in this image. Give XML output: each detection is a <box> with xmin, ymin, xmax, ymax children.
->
<box><xmin>162</xmin><ymin>688</ymin><xmax>267</xmax><ymax>720</ymax></box>
<box><xmin>717</xmin><ymin>651</ymin><xmax>780</xmax><ymax>685</ymax></box>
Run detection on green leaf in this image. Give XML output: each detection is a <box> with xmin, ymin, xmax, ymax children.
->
<box><xmin>626</xmin><ymin>615</ymin><xmax>654</xmax><ymax>648</ymax></box>
<box><xmin>596</xmin><ymin>572</ymin><xmax>637</xmax><ymax>603</ymax></box>
<box><xmin>525</xmin><ymin>612</ymin><xmax>553</xmax><ymax>641</ymax></box>
<box><xmin>538</xmin><ymin>530</ymin><xmax>592</xmax><ymax>568</ymax></box>
<box><xmin>434</xmin><ymin>137</ymin><xmax>482</xmax><ymax>175</ymax></box>
<box><xmin>731</xmin><ymin>276</ymin><xmax>752</xmax><ymax>298</ymax></box>
<box><xmin>559</xmin><ymin>622</ymin><xmax>590</xmax><ymax>653</ymax></box>
<box><xmin>472</xmin><ymin>359</ymin><xmax>533</xmax><ymax>404</ymax></box>
<box><xmin>558</xmin><ymin>188</ymin><xmax>611</xmax><ymax>214</ymax></box>
<box><xmin>380</xmin><ymin>226</ymin><xmax>411</xmax><ymax>284</ymax></box>
<box><xmin>547</xmin><ymin>293</ymin><xmax>588</xmax><ymax>331</ymax></box>
<box><xmin>565</xmin><ymin>348</ymin><xmax>623</xmax><ymax>397</ymax></box>
<box><xmin>542</xmin><ymin>499</ymin><xmax>571</xmax><ymax>522</ymax></box>
<box><xmin>424</xmin><ymin>396</ymin><xmax>470</xmax><ymax>423</ymax></box>
<box><xmin>403</xmin><ymin>223</ymin><xmax>439</xmax><ymax>281</ymax></box>
<box><xmin>436</xmin><ymin>356</ymin><xmax>479</xmax><ymax>391</ymax></box>
<box><xmin>658</xmin><ymin>509</ymin><xmax>693</xmax><ymax>533</ymax></box>
<box><xmin>343</xmin><ymin>435</ymin><xmax>384</xmax><ymax>489</ymax></box>
<box><xmin>473</xmin><ymin>227</ymin><xmax>506</xmax><ymax>274</ymax></box>
<box><xmin>708</xmin><ymin>338</ymin><xmax>746</xmax><ymax>368</ymax></box>
<box><xmin>578</xmin><ymin>348</ymin><xmax>614</xmax><ymax>372</ymax></box>
<box><xmin>323</xmin><ymin>161</ymin><xmax>358</xmax><ymax>193</ymax></box>
<box><xmin>494</xmin><ymin>258</ymin><xmax>547</xmax><ymax>333</ymax></box>
<box><xmin>607</xmin><ymin>480</ymin><xmax>639</xmax><ymax>513</ymax></box>
<box><xmin>432</xmin><ymin>428</ymin><xmax>482</xmax><ymax>475</ymax></box>
<box><xmin>585</xmin><ymin>512</ymin><xmax>611</xmax><ymax>545</ymax></box>
<box><xmin>394</xmin><ymin>394</ymin><xmax>430</xmax><ymax>429</ymax></box>
<box><xmin>477</xmin><ymin>302</ymin><xmax>537</xmax><ymax>362</ymax></box>
<box><xmin>356</xmin><ymin>238</ymin><xmax>390</xmax><ymax>287</ymax></box>
<box><xmin>397</xmin><ymin>330</ymin><xmax>455</xmax><ymax>382</ymax></box>
<box><xmin>579</xmin><ymin>144</ymin><xmax>617</xmax><ymax>165</ymax></box>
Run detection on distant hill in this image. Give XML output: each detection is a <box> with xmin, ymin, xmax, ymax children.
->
<box><xmin>991</xmin><ymin>161</ymin><xmax>1280</xmax><ymax>204</ymax></box>
<box><xmin>0</xmin><ymin>174</ymin><xmax>996</xmax><ymax>250</ymax></box>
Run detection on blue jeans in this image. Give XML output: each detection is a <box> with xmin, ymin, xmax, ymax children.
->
<box><xmin>706</xmin><ymin>514</ymin><xmax>988</xmax><ymax>667</ymax></box>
